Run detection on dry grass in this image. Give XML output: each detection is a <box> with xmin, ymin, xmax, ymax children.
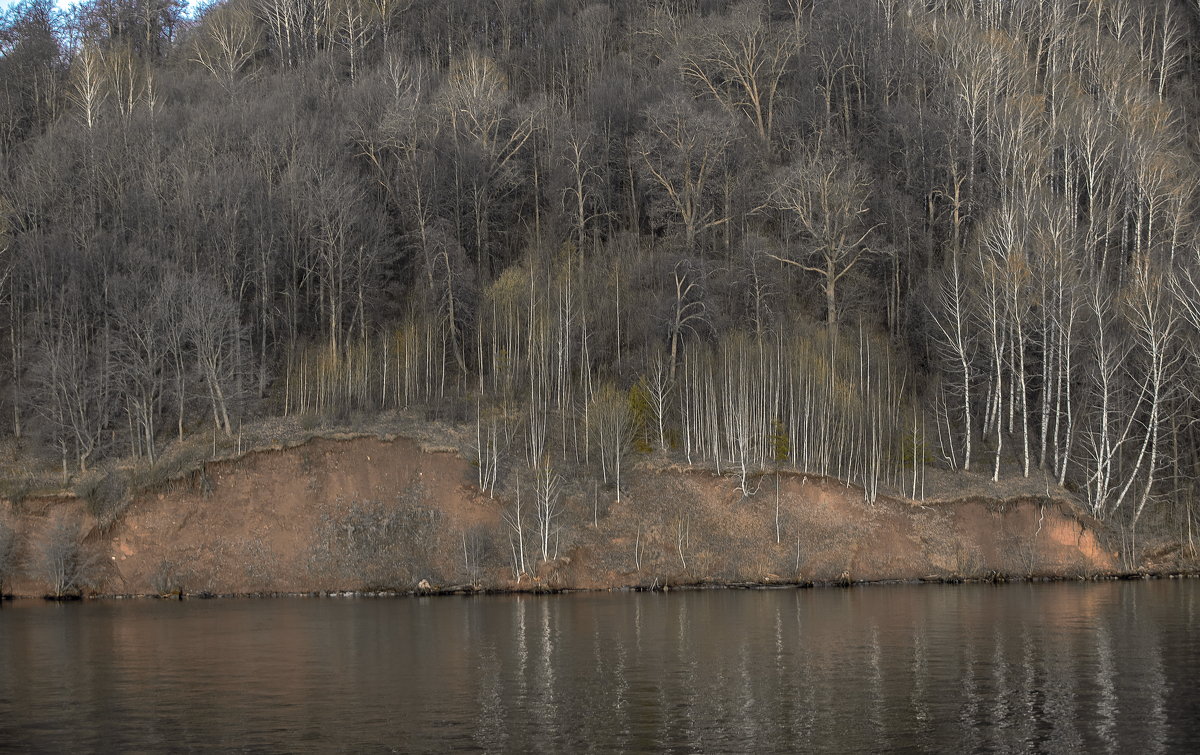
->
<box><xmin>0</xmin><ymin>409</ymin><xmax>467</xmax><ymax>505</ymax></box>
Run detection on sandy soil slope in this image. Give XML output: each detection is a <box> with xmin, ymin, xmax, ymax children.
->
<box><xmin>2</xmin><ymin>436</ymin><xmax>1117</xmax><ymax>597</ymax></box>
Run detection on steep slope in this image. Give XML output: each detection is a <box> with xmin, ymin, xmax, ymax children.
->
<box><xmin>1</xmin><ymin>435</ymin><xmax>1119</xmax><ymax>597</ymax></box>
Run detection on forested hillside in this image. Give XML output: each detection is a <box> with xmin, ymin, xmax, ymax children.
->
<box><xmin>2</xmin><ymin>0</ymin><xmax>1199</xmax><ymax>561</ymax></box>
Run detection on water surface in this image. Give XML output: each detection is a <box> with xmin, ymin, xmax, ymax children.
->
<box><xmin>1</xmin><ymin>581</ymin><xmax>1197</xmax><ymax>752</ymax></box>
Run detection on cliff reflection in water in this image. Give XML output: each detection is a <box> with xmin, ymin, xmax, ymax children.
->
<box><xmin>1</xmin><ymin>582</ymin><xmax>1197</xmax><ymax>752</ymax></box>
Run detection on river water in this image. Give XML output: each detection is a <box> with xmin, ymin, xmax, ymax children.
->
<box><xmin>1</xmin><ymin>581</ymin><xmax>1197</xmax><ymax>752</ymax></box>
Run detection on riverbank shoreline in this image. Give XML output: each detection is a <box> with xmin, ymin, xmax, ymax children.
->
<box><xmin>2</xmin><ymin>432</ymin><xmax>1187</xmax><ymax>600</ymax></box>
<box><xmin>5</xmin><ymin>568</ymin><xmax>1199</xmax><ymax>602</ymax></box>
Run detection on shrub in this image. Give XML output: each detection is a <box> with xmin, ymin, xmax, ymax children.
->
<box><xmin>75</xmin><ymin>470</ymin><xmax>130</xmax><ymax>531</ymax></box>
<box><xmin>35</xmin><ymin>513</ymin><xmax>100</xmax><ymax>597</ymax></box>
<box><xmin>460</xmin><ymin>523</ymin><xmax>500</xmax><ymax>585</ymax></box>
<box><xmin>0</xmin><ymin>516</ymin><xmax>19</xmax><ymax>596</ymax></box>
<box><xmin>0</xmin><ymin>477</ymin><xmax>34</xmax><ymax>510</ymax></box>
<box><xmin>311</xmin><ymin>488</ymin><xmax>443</xmax><ymax>590</ymax></box>
<box><xmin>129</xmin><ymin>445</ymin><xmax>207</xmax><ymax>494</ymax></box>
<box><xmin>770</xmin><ymin>419</ymin><xmax>791</xmax><ymax>463</ymax></box>
<box><xmin>627</xmin><ymin>382</ymin><xmax>654</xmax><ymax>454</ymax></box>
<box><xmin>149</xmin><ymin>559</ymin><xmax>184</xmax><ymax>595</ymax></box>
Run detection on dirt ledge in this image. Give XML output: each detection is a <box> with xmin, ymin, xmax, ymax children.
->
<box><xmin>0</xmin><ymin>433</ymin><xmax>1176</xmax><ymax>598</ymax></box>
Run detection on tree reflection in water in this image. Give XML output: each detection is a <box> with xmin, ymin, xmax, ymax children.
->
<box><xmin>0</xmin><ymin>582</ymin><xmax>1194</xmax><ymax>752</ymax></box>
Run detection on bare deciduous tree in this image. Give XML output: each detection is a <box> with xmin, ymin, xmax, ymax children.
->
<box><xmin>929</xmin><ymin>253</ymin><xmax>974</xmax><ymax>471</ymax></box>
<box><xmin>183</xmin><ymin>274</ymin><xmax>244</xmax><ymax>437</ymax></box>
<box><xmin>68</xmin><ymin>42</ymin><xmax>106</xmax><ymax>130</ymax></box>
<box><xmin>766</xmin><ymin>149</ymin><xmax>883</xmax><ymax>327</ymax></box>
<box><xmin>191</xmin><ymin>1</ymin><xmax>261</xmax><ymax>87</ymax></box>
<box><xmin>589</xmin><ymin>383</ymin><xmax>630</xmax><ymax>502</ymax></box>
<box><xmin>635</xmin><ymin>95</ymin><xmax>740</xmax><ymax>250</ymax></box>
<box><xmin>679</xmin><ymin>1</ymin><xmax>799</xmax><ymax>146</ymax></box>
<box><xmin>533</xmin><ymin>463</ymin><xmax>561</xmax><ymax>565</ymax></box>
